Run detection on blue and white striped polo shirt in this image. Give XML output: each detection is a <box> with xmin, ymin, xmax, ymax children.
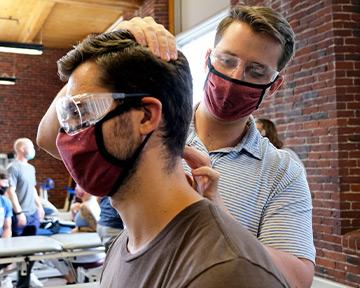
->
<box><xmin>185</xmin><ymin>116</ymin><xmax>316</xmax><ymax>263</ymax></box>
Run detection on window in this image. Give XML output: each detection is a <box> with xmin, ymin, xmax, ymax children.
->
<box><xmin>177</xmin><ymin>9</ymin><xmax>228</xmax><ymax>105</ymax></box>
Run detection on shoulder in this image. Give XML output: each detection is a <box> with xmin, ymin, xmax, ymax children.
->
<box><xmin>6</xmin><ymin>161</ymin><xmax>18</xmax><ymax>172</ymax></box>
<box><xmin>196</xmin><ymin>203</ymin><xmax>284</xmax><ymax>276</ymax></box>
<box><xmin>186</xmin><ymin>257</ymin><xmax>288</xmax><ymax>288</ymax></box>
<box><xmin>259</xmin><ymin>139</ymin><xmax>305</xmax><ymax>182</ymax></box>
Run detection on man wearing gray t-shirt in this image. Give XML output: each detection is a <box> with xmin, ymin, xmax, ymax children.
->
<box><xmin>7</xmin><ymin>138</ymin><xmax>44</xmax><ymax>236</ymax></box>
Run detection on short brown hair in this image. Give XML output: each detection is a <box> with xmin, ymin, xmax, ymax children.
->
<box><xmin>58</xmin><ymin>30</ymin><xmax>193</xmax><ymax>167</ymax></box>
<box><xmin>215</xmin><ymin>5</ymin><xmax>295</xmax><ymax>71</ymax></box>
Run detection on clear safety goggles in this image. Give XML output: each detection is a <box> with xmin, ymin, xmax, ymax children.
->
<box><xmin>56</xmin><ymin>92</ymin><xmax>148</xmax><ymax>135</ymax></box>
<box><xmin>210</xmin><ymin>49</ymin><xmax>279</xmax><ymax>85</ymax></box>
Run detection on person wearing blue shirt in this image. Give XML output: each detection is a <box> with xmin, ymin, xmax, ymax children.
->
<box><xmin>0</xmin><ymin>169</ymin><xmax>13</xmax><ymax>288</ymax></box>
<box><xmin>0</xmin><ymin>169</ymin><xmax>12</xmax><ymax>238</ymax></box>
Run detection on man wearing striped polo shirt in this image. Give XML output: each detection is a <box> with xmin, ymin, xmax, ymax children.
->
<box><xmin>112</xmin><ymin>5</ymin><xmax>315</xmax><ymax>288</ymax></box>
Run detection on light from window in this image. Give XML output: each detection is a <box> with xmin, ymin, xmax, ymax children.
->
<box><xmin>179</xmin><ymin>30</ymin><xmax>216</xmax><ymax>105</ymax></box>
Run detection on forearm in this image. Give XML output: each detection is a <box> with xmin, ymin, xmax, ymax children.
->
<box><xmin>8</xmin><ymin>187</ymin><xmax>22</xmax><ymax>213</ymax></box>
<box><xmin>2</xmin><ymin>219</ymin><xmax>12</xmax><ymax>238</ymax></box>
<box><xmin>37</xmin><ymin>85</ymin><xmax>67</xmax><ymax>160</ymax></box>
<box><xmin>80</xmin><ymin>205</ymin><xmax>97</xmax><ymax>231</ymax></box>
<box><xmin>34</xmin><ymin>188</ymin><xmax>42</xmax><ymax>209</ymax></box>
<box><xmin>265</xmin><ymin>246</ymin><xmax>314</xmax><ymax>288</ymax></box>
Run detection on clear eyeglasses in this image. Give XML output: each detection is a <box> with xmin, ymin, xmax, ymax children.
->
<box><xmin>210</xmin><ymin>49</ymin><xmax>279</xmax><ymax>85</ymax></box>
<box><xmin>56</xmin><ymin>92</ymin><xmax>148</xmax><ymax>135</ymax></box>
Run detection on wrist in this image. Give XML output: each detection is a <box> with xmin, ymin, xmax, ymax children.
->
<box><xmin>15</xmin><ymin>211</ymin><xmax>24</xmax><ymax>215</ymax></box>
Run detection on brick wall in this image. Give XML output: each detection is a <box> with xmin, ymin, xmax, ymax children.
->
<box><xmin>230</xmin><ymin>0</ymin><xmax>359</xmax><ymax>286</ymax></box>
<box><xmin>126</xmin><ymin>0</ymin><xmax>169</xmax><ymax>29</ymax></box>
<box><xmin>0</xmin><ymin>49</ymin><xmax>70</xmax><ymax>207</ymax></box>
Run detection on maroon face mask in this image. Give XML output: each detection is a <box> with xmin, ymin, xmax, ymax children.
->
<box><xmin>56</xmin><ymin>104</ymin><xmax>152</xmax><ymax>197</ymax></box>
<box><xmin>204</xmin><ymin>61</ymin><xmax>276</xmax><ymax>121</ymax></box>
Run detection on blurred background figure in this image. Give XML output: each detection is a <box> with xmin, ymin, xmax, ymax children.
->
<box><xmin>256</xmin><ymin>118</ymin><xmax>305</xmax><ymax>168</ymax></box>
<box><xmin>0</xmin><ymin>169</ymin><xmax>12</xmax><ymax>239</ymax></box>
<box><xmin>6</xmin><ymin>138</ymin><xmax>44</xmax><ymax>288</ymax></box>
<box><xmin>7</xmin><ymin>138</ymin><xmax>44</xmax><ymax>236</ymax></box>
<box><xmin>51</xmin><ymin>184</ymin><xmax>102</xmax><ymax>285</ymax></box>
<box><xmin>0</xmin><ymin>169</ymin><xmax>13</xmax><ymax>288</ymax></box>
<box><xmin>97</xmin><ymin>196</ymin><xmax>124</xmax><ymax>250</ymax></box>
<box><xmin>72</xmin><ymin>185</ymin><xmax>100</xmax><ymax>233</ymax></box>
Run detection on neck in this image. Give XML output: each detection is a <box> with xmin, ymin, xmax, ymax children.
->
<box><xmin>195</xmin><ymin>102</ymin><xmax>249</xmax><ymax>151</ymax></box>
<box><xmin>111</xmin><ymin>150</ymin><xmax>202</xmax><ymax>254</ymax></box>
<box><xmin>16</xmin><ymin>155</ymin><xmax>28</xmax><ymax>163</ymax></box>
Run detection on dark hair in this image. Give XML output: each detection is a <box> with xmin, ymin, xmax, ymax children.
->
<box><xmin>57</xmin><ymin>30</ymin><xmax>193</xmax><ymax>167</ymax></box>
<box><xmin>0</xmin><ymin>168</ymin><xmax>8</xmax><ymax>180</ymax></box>
<box><xmin>256</xmin><ymin>118</ymin><xmax>283</xmax><ymax>149</ymax></box>
<box><xmin>215</xmin><ymin>5</ymin><xmax>295</xmax><ymax>71</ymax></box>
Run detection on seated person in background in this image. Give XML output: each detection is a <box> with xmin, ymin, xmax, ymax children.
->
<box><xmin>37</xmin><ymin>30</ymin><xmax>289</xmax><ymax>287</ymax></box>
<box><xmin>0</xmin><ymin>169</ymin><xmax>13</xmax><ymax>288</ymax></box>
<box><xmin>51</xmin><ymin>184</ymin><xmax>102</xmax><ymax>284</ymax></box>
<box><xmin>69</xmin><ymin>195</ymin><xmax>81</xmax><ymax>221</ymax></box>
<box><xmin>256</xmin><ymin>118</ymin><xmax>305</xmax><ymax>168</ymax></box>
<box><xmin>72</xmin><ymin>184</ymin><xmax>100</xmax><ymax>232</ymax></box>
<box><xmin>97</xmin><ymin>196</ymin><xmax>124</xmax><ymax>249</ymax></box>
<box><xmin>0</xmin><ymin>169</ymin><xmax>12</xmax><ymax>238</ymax></box>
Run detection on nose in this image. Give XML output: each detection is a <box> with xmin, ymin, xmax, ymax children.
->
<box><xmin>230</xmin><ymin>62</ymin><xmax>246</xmax><ymax>81</ymax></box>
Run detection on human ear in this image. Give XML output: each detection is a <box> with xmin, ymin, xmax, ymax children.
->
<box><xmin>268</xmin><ymin>75</ymin><xmax>284</xmax><ymax>96</ymax></box>
<box><xmin>138</xmin><ymin>97</ymin><xmax>162</xmax><ymax>135</ymax></box>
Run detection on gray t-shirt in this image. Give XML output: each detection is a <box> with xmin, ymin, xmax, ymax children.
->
<box><xmin>101</xmin><ymin>200</ymin><xmax>289</xmax><ymax>288</ymax></box>
<box><xmin>7</xmin><ymin>160</ymin><xmax>37</xmax><ymax>215</ymax></box>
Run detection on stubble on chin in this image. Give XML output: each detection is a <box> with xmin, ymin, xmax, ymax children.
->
<box><xmin>103</xmin><ymin>112</ymin><xmax>143</xmax><ymax>202</ymax></box>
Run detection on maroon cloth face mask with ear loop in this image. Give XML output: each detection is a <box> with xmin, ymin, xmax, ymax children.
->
<box><xmin>204</xmin><ymin>60</ymin><xmax>277</xmax><ymax>121</ymax></box>
<box><xmin>56</xmin><ymin>104</ymin><xmax>152</xmax><ymax>197</ymax></box>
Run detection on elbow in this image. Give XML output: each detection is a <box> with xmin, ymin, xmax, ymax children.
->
<box><xmin>36</xmin><ymin>122</ymin><xmax>61</xmax><ymax>160</ymax></box>
<box><xmin>36</xmin><ymin>122</ymin><xmax>46</xmax><ymax>150</ymax></box>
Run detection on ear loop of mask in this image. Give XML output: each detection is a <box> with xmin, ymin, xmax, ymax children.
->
<box><xmin>94</xmin><ymin>100</ymin><xmax>154</xmax><ymax>196</ymax></box>
<box><xmin>206</xmin><ymin>58</ymin><xmax>278</xmax><ymax>109</ymax></box>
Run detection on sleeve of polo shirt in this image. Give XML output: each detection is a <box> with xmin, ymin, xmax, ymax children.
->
<box><xmin>257</xmin><ymin>156</ymin><xmax>316</xmax><ymax>263</ymax></box>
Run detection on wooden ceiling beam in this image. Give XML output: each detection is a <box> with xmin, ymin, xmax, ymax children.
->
<box><xmin>18</xmin><ymin>0</ymin><xmax>55</xmax><ymax>43</ymax></box>
<box><xmin>53</xmin><ymin>0</ymin><xmax>143</xmax><ymax>10</ymax></box>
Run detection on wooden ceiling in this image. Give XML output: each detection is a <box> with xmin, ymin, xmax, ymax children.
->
<box><xmin>0</xmin><ymin>0</ymin><xmax>144</xmax><ymax>49</ymax></box>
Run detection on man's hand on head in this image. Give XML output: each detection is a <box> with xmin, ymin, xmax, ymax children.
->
<box><xmin>112</xmin><ymin>16</ymin><xmax>177</xmax><ymax>61</ymax></box>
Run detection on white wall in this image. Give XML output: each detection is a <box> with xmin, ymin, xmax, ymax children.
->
<box><xmin>175</xmin><ymin>0</ymin><xmax>229</xmax><ymax>33</ymax></box>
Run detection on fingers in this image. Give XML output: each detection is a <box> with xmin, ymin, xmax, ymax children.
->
<box><xmin>192</xmin><ymin>166</ymin><xmax>220</xmax><ymax>182</ymax></box>
<box><xmin>142</xmin><ymin>17</ymin><xmax>162</xmax><ymax>58</ymax></box>
<box><xmin>185</xmin><ymin>173</ymin><xmax>195</xmax><ymax>188</ymax></box>
<box><xmin>113</xmin><ymin>17</ymin><xmax>177</xmax><ymax>61</ymax></box>
<box><xmin>183</xmin><ymin>146</ymin><xmax>211</xmax><ymax>169</ymax></box>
